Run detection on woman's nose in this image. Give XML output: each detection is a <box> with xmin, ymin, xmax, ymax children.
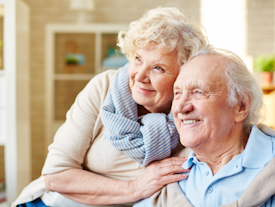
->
<box><xmin>135</xmin><ymin>67</ymin><xmax>150</xmax><ymax>83</ymax></box>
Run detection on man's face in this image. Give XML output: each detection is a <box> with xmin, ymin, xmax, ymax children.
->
<box><xmin>172</xmin><ymin>55</ymin><xmax>238</xmax><ymax>150</ymax></box>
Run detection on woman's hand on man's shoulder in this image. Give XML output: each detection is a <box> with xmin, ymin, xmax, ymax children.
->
<box><xmin>131</xmin><ymin>157</ymin><xmax>189</xmax><ymax>200</ymax></box>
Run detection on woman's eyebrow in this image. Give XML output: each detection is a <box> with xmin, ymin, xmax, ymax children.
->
<box><xmin>135</xmin><ymin>51</ymin><xmax>142</xmax><ymax>58</ymax></box>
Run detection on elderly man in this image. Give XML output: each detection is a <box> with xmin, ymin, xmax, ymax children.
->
<box><xmin>135</xmin><ymin>48</ymin><xmax>275</xmax><ymax>207</ymax></box>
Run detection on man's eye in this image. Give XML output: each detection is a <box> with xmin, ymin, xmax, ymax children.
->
<box><xmin>195</xmin><ymin>90</ymin><xmax>202</xmax><ymax>94</ymax></box>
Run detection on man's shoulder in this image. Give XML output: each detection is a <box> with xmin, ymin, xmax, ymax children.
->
<box><xmin>257</xmin><ymin>124</ymin><xmax>275</xmax><ymax>138</ymax></box>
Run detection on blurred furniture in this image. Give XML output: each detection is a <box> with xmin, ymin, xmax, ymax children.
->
<box><xmin>262</xmin><ymin>85</ymin><xmax>275</xmax><ymax>129</ymax></box>
<box><xmin>45</xmin><ymin>23</ymin><xmax>128</xmax><ymax>154</ymax></box>
<box><xmin>261</xmin><ymin>84</ymin><xmax>275</xmax><ymax>94</ymax></box>
<box><xmin>0</xmin><ymin>0</ymin><xmax>31</xmax><ymax>205</ymax></box>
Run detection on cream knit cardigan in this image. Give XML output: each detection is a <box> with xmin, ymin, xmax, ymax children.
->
<box><xmin>13</xmin><ymin>70</ymin><xmax>146</xmax><ymax>207</ymax></box>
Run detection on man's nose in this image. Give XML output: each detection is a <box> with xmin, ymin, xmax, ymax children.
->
<box><xmin>174</xmin><ymin>93</ymin><xmax>194</xmax><ymax>114</ymax></box>
<box><xmin>175</xmin><ymin>102</ymin><xmax>193</xmax><ymax>114</ymax></box>
<box><xmin>135</xmin><ymin>66</ymin><xmax>150</xmax><ymax>83</ymax></box>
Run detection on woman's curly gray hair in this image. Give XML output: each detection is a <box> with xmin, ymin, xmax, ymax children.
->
<box><xmin>191</xmin><ymin>47</ymin><xmax>265</xmax><ymax>134</ymax></box>
<box><xmin>117</xmin><ymin>6</ymin><xmax>208</xmax><ymax>65</ymax></box>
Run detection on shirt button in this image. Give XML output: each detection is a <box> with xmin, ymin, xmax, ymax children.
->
<box><xmin>236</xmin><ymin>164</ymin><xmax>239</xmax><ymax>168</ymax></box>
<box><xmin>207</xmin><ymin>187</ymin><xmax>213</xmax><ymax>193</ymax></box>
<box><xmin>205</xmin><ymin>171</ymin><xmax>209</xmax><ymax>176</ymax></box>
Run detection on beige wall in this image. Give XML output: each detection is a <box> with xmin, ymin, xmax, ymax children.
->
<box><xmin>0</xmin><ymin>146</ymin><xmax>4</xmax><ymax>179</ymax></box>
<box><xmin>0</xmin><ymin>0</ymin><xmax>270</xmax><ymax>181</ymax></box>
<box><xmin>247</xmin><ymin>0</ymin><xmax>275</xmax><ymax>57</ymax></box>
<box><xmin>0</xmin><ymin>15</ymin><xmax>3</xmax><ymax>180</ymax></box>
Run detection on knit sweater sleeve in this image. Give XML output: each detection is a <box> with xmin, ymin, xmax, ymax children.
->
<box><xmin>42</xmin><ymin>70</ymin><xmax>117</xmax><ymax>175</ymax></box>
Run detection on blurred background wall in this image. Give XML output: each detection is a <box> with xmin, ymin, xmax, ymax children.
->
<box><xmin>0</xmin><ymin>0</ymin><xmax>274</xmax><ymax>183</ymax></box>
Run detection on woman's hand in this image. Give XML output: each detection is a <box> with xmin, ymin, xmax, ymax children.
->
<box><xmin>132</xmin><ymin>157</ymin><xmax>189</xmax><ymax>199</ymax></box>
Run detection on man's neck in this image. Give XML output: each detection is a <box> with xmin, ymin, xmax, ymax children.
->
<box><xmin>192</xmin><ymin>125</ymin><xmax>249</xmax><ymax>175</ymax></box>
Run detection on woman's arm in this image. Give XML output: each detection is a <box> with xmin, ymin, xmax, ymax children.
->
<box><xmin>42</xmin><ymin>71</ymin><xmax>117</xmax><ymax>175</ymax></box>
<box><xmin>44</xmin><ymin>157</ymin><xmax>188</xmax><ymax>205</ymax></box>
<box><xmin>42</xmin><ymin>70</ymin><xmax>188</xmax><ymax>205</ymax></box>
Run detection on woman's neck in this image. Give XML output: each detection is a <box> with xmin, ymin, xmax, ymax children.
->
<box><xmin>137</xmin><ymin>104</ymin><xmax>172</xmax><ymax>117</ymax></box>
<box><xmin>137</xmin><ymin>105</ymin><xmax>151</xmax><ymax>117</ymax></box>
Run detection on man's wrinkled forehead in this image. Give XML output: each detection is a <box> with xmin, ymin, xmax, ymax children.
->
<box><xmin>174</xmin><ymin>54</ymin><xmax>226</xmax><ymax>90</ymax></box>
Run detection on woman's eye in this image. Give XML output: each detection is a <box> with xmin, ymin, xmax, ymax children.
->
<box><xmin>174</xmin><ymin>91</ymin><xmax>182</xmax><ymax>96</ymax></box>
<box><xmin>136</xmin><ymin>56</ymin><xmax>142</xmax><ymax>62</ymax></box>
<box><xmin>155</xmin><ymin>66</ymin><xmax>164</xmax><ymax>72</ymax></box>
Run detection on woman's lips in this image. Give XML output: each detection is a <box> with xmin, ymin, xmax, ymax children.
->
<box><xmin>136</xmin><ymin>85</ymin><xmax>154</xmax><ymax>94</ymax></box>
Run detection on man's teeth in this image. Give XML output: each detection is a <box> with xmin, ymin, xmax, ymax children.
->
<box><xmin>182</xmin><ymin>120</ymin><xmax>198</xmax><ymax>125</ymax></box>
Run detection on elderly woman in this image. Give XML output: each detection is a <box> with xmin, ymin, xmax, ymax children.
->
<box><xmin>135</xmin><ymin>48</ymin><xmax>275</xmax><ymax>207</ymax></box>
<box><xmin>13</xmin><ymin>6</ymin><xmax>208</xmax><ymax>207</ymax></box>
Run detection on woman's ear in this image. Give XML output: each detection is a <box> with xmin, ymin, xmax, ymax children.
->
<box><xmin>234</xmin><ymin>93</ymin><xmax>251</xmax><ymax>123</ymax></box>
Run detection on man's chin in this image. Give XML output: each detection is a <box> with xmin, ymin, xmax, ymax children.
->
<box><xmin>180</xmin><ymin>135</ymin><xmax>199</xmax><ymax>148</ymax></box>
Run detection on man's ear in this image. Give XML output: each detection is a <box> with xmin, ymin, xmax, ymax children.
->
<box><xmin>234</xmin><ymin>93</ymin><xmax>251</xmax><ymax>123</ymax></box>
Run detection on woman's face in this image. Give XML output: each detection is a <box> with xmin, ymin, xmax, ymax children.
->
<box><xmin>129</xmin><ymin>44</ymin><xmax>181</xmax><ymax>114</ymax></box>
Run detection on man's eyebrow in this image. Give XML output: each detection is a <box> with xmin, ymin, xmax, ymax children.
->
<box><xmin>185</xmin><ymin>82</ymin><xmax>200</xmax><ymax>89</ymax></box>
<box><xmin>174</xmin><ymin>81</ymin><xmax>205</xmax><ymax>91</ymax></box>
<box><xmin>173</xmin><ymin>84</ymin><xmax>181</xmax><ymax>90</ymax></box>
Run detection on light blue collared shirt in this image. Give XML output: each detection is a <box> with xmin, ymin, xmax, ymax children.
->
<box><xmin>134</xmin><ymin>126</ymin><xmax>275</xmax><ymax>207</ymax></box>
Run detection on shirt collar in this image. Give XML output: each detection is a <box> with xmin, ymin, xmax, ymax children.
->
<box><xmin>242</xmin><ymin>125</ymin><xmax>273</xmax><ymax>168</ymax></box>
<box><xmin>181</xmin><ymin>125</ymin><xmax>273</xmax><ymax>170</ymax></box>
<box><xmin>182</xmin><ymin>151</ymin><xmax>196</xmax><ymax>169</ymax></box>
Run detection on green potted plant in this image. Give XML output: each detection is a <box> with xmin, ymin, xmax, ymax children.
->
<box><xmin>254</xmin><ymin>54</ymin><xmax>275</xmax><ymax>86</ymax></box>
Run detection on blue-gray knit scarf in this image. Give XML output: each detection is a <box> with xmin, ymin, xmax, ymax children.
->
<box><xmin>101</xmin><ymin>63</ymin><xmax>179</xmax><ymax>167</ymax></box>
